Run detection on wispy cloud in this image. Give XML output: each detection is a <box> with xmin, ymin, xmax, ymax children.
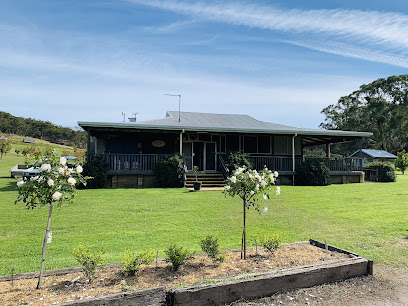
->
<box><xmin>128</xmin><ymin>0</ymin><xmax>408</xmax><ymax>62</ymax></box>
<box><xmin>285</xmin><ymin>41</ymin><xmax>408</xmax><ymax>69</ymax></box>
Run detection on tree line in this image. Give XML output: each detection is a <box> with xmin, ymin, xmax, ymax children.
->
<box><xmin>0</xmin><ymin>111</ymin><xmax>86</xmax><ymax>148</ymax></box>
<box><xmin>320</xmin><ymin>74</ymin><xmax>408</xmax><ymax>155</ymax></box>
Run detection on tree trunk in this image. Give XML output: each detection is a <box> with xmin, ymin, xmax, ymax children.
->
<box><xmin>243</xmin><ymin>201</ymin><xmax>246</xmax><ymax>259</ymax></box>
<box><xmin>37</xmin><ymin>202</ymin><xmax>54</xmax><ymax>289</ymax></box>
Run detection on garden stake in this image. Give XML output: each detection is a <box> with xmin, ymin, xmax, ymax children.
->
<box><xmin>11</xmin><ymin>268</ymin><xmax>14</xmax><ymax>286</ymax></box>
<box><xmin>325</xmin><ymin>240</ymin><xmax>328</xmax><ymax>250</ymax></box>
<box><xmin>38</xmin><ymin>202</ymin><xmax>54</xmax><ymax>289</ymax></box>
<box><xmin>156</xmin><ymin>250</ymin><xmax>158</xmax><ymax>269</ymax></box>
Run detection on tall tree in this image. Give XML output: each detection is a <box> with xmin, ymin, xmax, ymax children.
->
<box><xmin>321</xmin><ymin>74</ymin><xmax>408</xmax><ymax>153</ymax></box>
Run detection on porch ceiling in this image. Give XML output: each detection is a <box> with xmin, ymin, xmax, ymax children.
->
<box><xmin>301</xmin><ymin>135</ymin><xmax>361</xmax><ymax>147</ymax></box>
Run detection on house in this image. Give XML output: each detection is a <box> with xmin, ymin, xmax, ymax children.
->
<box><xmin>78</xmin><ymin>111</ymin><xmax>372</xmax><ymax>187</ymax></box>
<box><xmin>348</xmin><ymin>149</ymin><xmax>397</xmax><ymax>166</ymax></box>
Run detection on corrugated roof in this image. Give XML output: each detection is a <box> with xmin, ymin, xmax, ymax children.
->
<box><xmin>350</xmin><ymin>149</ymin><xmax>397</xmax><ymax>159</ymax></box>
<box><xmin>78</xmin><ymin>111</ymin><xmax>372</xmax><ymax>137</ymax></box>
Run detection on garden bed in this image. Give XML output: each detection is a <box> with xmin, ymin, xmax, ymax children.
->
<box><xmin>0</xmin><ymin>241</ymin><xmax>372</xmax><ymax>306</ymax></box>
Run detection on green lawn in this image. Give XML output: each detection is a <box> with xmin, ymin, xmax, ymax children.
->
<box><xmin>1</xmin><ymin>149</ymin><xmax>407</xmax><ymax>276</ymax></box>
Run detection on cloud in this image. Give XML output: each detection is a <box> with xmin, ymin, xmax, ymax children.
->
<box><xmin>128</xmin><ymin>0</ymin><xmax>408</xmax><ymax>63</ymax></box>
<box><xmin>285</xmin><ymin>41</ymin><xmax>408</xmax><ymax>69</ymax></box>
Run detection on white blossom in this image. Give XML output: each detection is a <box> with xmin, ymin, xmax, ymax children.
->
<box><xmin>60</xmin><ymin>157</ymin><xmax>67</xmax><ymax>165</ymax></box>
<box><xmin>47</xmin><ymin>179</ymin><xmax>54</xmax><ymax>186</ymax></box>
<box><xmin>224</xmin><ymin>185</ymin><xmax>231</xmax><ymax>191</ymax></box>
<box><xmin>274</xmin><ymin>171</ymin><xmax>279</xmax><ymax>178</ymax></box>
<box><xmin>67</xmin><ymin>177</ymin><xmax>76</xmax><ymax>186</ymax></box>
<box><xmin>275</xmin><ymin>187</ymin><xmax>281</xmax><ymax>195</ymax></box>
<box><xmin>255</xmin><ymin>184</ymin><xmax>260</xmax><ymax>191</ymax></box>
<box><xmin>76</xmin><ymin>165</ymin><xmax>83</xmax><ymax>173</ymax></box>
<box><xmin>52</xmin><ymin>191</ymin><xmax>62</xmax><ymax>200</ymax></box>
<box><xmin>263</xmin><ymin>194</ymin><xmax>268</xmax><ymax>200</ymax></box>
<box><xmin>263</xmin><ymin>207</ymin><xmax>268</xmax><ymax>213</ymax></box>
<box><xmin>17</xmin><ymin>181</ymin><xmax>24</xmax><ymax>187</ymax></box>
<box><xmin>230</xmin><ymin>176</ymin><xmax>237</xmax><ymax>183</ymax></box>
<box><xmin>261</xmin><ymin>180</ymin><xmax>267</xmax><ymax>187</ymax></box>
<box><xmin>40</xmin><ymin>164</ymin><xmax>51</xmax><ymax>172</ymax></box>
<box><xmin>58</xmin><ymin>167</ymin><xmax>65</xmax><ymax>174</ymax></box>
<box><xmin>38</xmin><ymin>159</ymin><xmax>43</xmax><ymax>164</ymax></box>
<box><xmin>250</xmin><ymin>190</ymin><xmax>255</xmax><ymax>195</ymax></box>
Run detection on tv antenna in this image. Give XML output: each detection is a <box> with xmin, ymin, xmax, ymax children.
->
<box><xmin>128</xmin><ymin>112</ymin><xmax>139</xmax><ymax>122</ymax></box>
<box><xmin>121</xmin><ymin>112</ymin><xmax>126</xmax><ymax>122</ymax></box>
<box><xmin>164</xmin><ymin>94</ymin><xmax>181</xmax><ymax>122</ymax></box>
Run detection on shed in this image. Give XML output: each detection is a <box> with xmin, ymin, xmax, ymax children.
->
<box><xmin>349</xmin><ymin>149</ymin><xmax>397</xmax><ymax>166</ymax></box>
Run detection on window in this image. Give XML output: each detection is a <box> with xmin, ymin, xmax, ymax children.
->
<box><xmin>244</xmin><ymin>136</ymin><xmax>257</xmax><ymax>153</ymax></box>
<box><xmin>226</xmin><ymin>135</ymin><xmax>239</xmax><ymax>151</ymax></box>
<box><xmin>258</xmin><ymin>135</ymin><xmax>271</xmax><ymax>153</ymax></box>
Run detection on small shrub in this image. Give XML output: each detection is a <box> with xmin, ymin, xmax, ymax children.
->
<box><xmin>121</xmin><ymin>249</ymin><xmax>155</xmax><ymax>276</ymax></box>
<box><xmin>79</xmin><ymin>154</ymin><xmax>108</xmax><ymax>189</ymax></box>
<box><xmin>295</xmin><ymin>159</ymin><xmax>330</xmax><ymax>186</ymax></box>
<box><xmin>164</xmin><ymin>243</ymin><xmax>194</xmax><ymax>271</ymax></box>
<box><xmin>224</xmin><ymin>151</ymin><xmax>253</xmax><ymax>172</ymax></box>
<box><xmin>72</xmin><ymin>243</ymin><xmax>106</xmax><ymax>283</ymax></box>
<box><xmin>155</xmin><ymin>154</ymin><xmax>184</xmax><ymax>187</ymax></box>
<box><xmin>260</xmin><ymin>233</ymin><xmax>282</xmax><ymax>254</ymax></box>
<box><xmin>395</xmin><ymin>150</ymin><xmax>408</xmax><ymax>174</ymax></box>
<box><xmin>366</xmin><ymin>161</ymin><xmax>396</xmax><ymax>182</ymax></box>
<box><xmin>200</xmin><ymin>235</ymin><xmax>226</xmax><ymax>262</ymax></box>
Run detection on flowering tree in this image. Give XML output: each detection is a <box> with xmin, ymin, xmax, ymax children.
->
<box><xmin>16</xmin><ymin>150</ymin><xmax>87</xmax><ymax>288</ymax></box>
<box><xmin>224</xmin><ymin>166</ymin><xmax>280</xmax><ymax>259</ymax></box>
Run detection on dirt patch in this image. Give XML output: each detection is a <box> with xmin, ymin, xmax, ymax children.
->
<box><xmin>230</xmin><ymin>264</ymin><xmax>408</xmax><ymax>306</ymax></box>
<box><xmin>0</xmin><ymin>243</ymin><xmax>349</xmax><ymax>306</ymax></box>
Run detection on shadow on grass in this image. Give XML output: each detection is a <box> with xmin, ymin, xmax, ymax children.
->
<box><xmin>0</xmin><ymin>179</ymin><xmax>17</xmax><ymax>192</ymax></box>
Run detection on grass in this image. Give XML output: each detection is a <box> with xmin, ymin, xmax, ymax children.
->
<box><xmin>1</xmin><ymin>144</ymin><xmax>408</xmax><ymax>276</ymax></box>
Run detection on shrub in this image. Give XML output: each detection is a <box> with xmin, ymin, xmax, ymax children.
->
<box><xmin>121</xmin><ymin>249</ymin><xmax>155</xmax><ymax>276</ymax></box>
<box><xmin>224</xmin><ymin>151</ymin><xmax>253</xmax><ymax>172</ymax></box>
<box><xmin>366</xmin><ymin>161</ymin><xmax>396</xmax><ymax>182</ymax></box>
<box><xmin>79</xmin><ymin>154</ymin><xmax>108</xmax><ymax>189</ymax></box>
<box><xmin>395</xmin><ymin>150</ymin><xmax>408</xmax><ymax>175</ymax></box>
<box><xmin>200</xmin><ymin>235</ymin><xmax>226</xmax><ymax>262</ymax></box>
<box><xmin>72</xmin><ymin>243</ymin><xmax>106</xmax><ymax>283</ymax></box>
<box><xmin>295</xmin><ymin>159</ymin><xmax>330</xmax><ymax>186</ymax></box>
<box><xmin>155</xmin><ymin>154</ymin><xmax>184</xmax><ymax>187</ymax></box>
<box><xmin>260</xmin><ymin>233</ymin><xmax>282</xmax><ymax>254</ymax></box>
<box><xmin>164</xmin><ymin>243</ymin><xmax>194</xmax><ymax>271</ymax></box>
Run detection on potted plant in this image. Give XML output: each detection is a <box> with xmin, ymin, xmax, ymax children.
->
<box><xmin>193</xmin><ymin>166</ymin><xmax>202</xmax><ymax>191</ymax></box>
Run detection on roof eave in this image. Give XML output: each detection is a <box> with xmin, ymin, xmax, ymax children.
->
<box><xmin>78</xmin><ymin>121</ymin><xmax>372</xmax><ymax>138</ymax></box>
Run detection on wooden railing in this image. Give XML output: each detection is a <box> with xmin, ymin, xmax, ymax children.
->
<box><xmin>109</xmin><ymin>154</ymin><xmax>169</xmax><ymax>172</ymax></box>
<box><xmin>250</xmin><ymin>155</ymin><xmax>303</xmax><ymax>172</ymax></box>
<box><xmin>249</xmin><ymin>155</ymin><xmax>363</xmax><ymax>172</ymax></box>
<box><xmin>218</xmin><ymin>154</ymin><xmax>230</xmax><ymax>179</ymax></box>
<box><xmin>305</xmin><ymin>157</ymin><xmax>363</xmax><ymax>172</ymax></box>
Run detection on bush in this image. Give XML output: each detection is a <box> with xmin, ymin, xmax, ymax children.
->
<box><xmin>200</xmin><ymin>235</ymin><xmax>226</xmax><ymax>262</ymax></box>
<box><xmin>80</xmin><ymin>154</ymin><xmax>108</xmax><ymax>189</ymax></box>
<box><xmin>260</xmin><ymin>233</ymin><xmax>282</xmax><ymax>254</ymax></box>
<box><xmin>295</xmin><ymin>159</ymin><xmax>330</xmax><ymax>186</ymax></box>
<box><xmin>395</xmin><ymin>150</ymin><xmax>408</xmax><ymax>174</ymax></box>
<box><xmin>121</xmin><ymin>249</ymin><xmax>155</xmax><ymax>276</ymax></box>
<box><xmin>224</xmin><ymin>151</ymin><xmax>253</xmax><ymax>172</ymax></box>
<box><xmin>366</xmin><ymin>162</ymin><xmax>396</xmax><ymax>182</ymax></box>
<box><xmin>155</xmin><ymin>154</ymin><xmax>184</xmax><ymax>187</ymax></box>
<box><xmin>72</xmin><ymin>243</ymin><xmax>106</xmax><ymax>283</ymax></box>
<box><xmin>164</xmin><ymin>243</ymin><xmax>194</xmax><ymax>271</ymax></box>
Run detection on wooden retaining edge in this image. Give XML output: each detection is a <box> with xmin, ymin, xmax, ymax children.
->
<box><xmin>309</xmin><ymin>239</ymin><xmax>374</xmax><ymax>275</ymax></box>
<box><xmin>62</xmin><ymin>286</ymin><xmax>166</xmax><ymax>306</ymax></box>
<box><xmin>169</xmin><ymin>257</ymin><xmax>370</xmax><ymax>306</ymax></box>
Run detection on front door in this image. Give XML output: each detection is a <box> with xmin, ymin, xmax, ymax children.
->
<box><xmin>183</xmin><ymin>141</ymin><xmax>217</xmax><ymax>171</ymax></box>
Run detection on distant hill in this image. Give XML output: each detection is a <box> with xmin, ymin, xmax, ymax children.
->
<box><xmin>0</xmin><ymin>111</ymin><xmax>86</xmax><ymax>148</ymax></box>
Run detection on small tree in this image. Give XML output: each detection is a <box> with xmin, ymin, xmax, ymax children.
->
<box><xmin>15</xmin><ymin>150</ymin><xmax>87</xmax><ymax>288</ymax></box>
<box><xmin>14</xmin><ymin>148</ymin><xmax>21</xmax><ymax>156</ymax></box>
<box><xmin>395</xmin><ymin>150</ymin><xmax>408</xmax><ymax>175</ymax></box>
<box><xmin>224</xmin><ymin>166</ymin><xmax>280</xmax><ymax>259</ymax></box>
<box><xmin>0</xmin><ymin>140</ymin><xmax>11</xmax><ymax>159</ymax></box>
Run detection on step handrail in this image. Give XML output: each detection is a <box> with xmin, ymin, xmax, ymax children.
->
<box><xmin>218</xmin><ymin>154</ymin><xmax>230</xmax><ymax>179</ymax></box>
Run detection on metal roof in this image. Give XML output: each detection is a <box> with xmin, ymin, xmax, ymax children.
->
<box><xmin>349</xmin><ymin>149</ymin><xmax>397</xmax><ymax>159</ymax></box>
<box><xmin>78</xmin><ymin>111</ymin><xmax>372</xmax><ymax>138</ymax></box>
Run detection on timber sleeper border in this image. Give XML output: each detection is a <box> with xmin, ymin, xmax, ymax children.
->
<box><xmin>1</xmin><ymin>240</ymin><xmax>373</xmax><ymax>305</ymax></box>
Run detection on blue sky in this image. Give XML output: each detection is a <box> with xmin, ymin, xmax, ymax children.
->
<box><xmin>0</xmin><ymin>0</ymin><xmax>407</xmax><ymax>129</ymax></box>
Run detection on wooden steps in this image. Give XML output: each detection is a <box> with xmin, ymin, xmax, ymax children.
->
<box><xmin>185</xmin><ymin>172</ymin><xmax>225</xmax><ymax>188</ymax></box>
